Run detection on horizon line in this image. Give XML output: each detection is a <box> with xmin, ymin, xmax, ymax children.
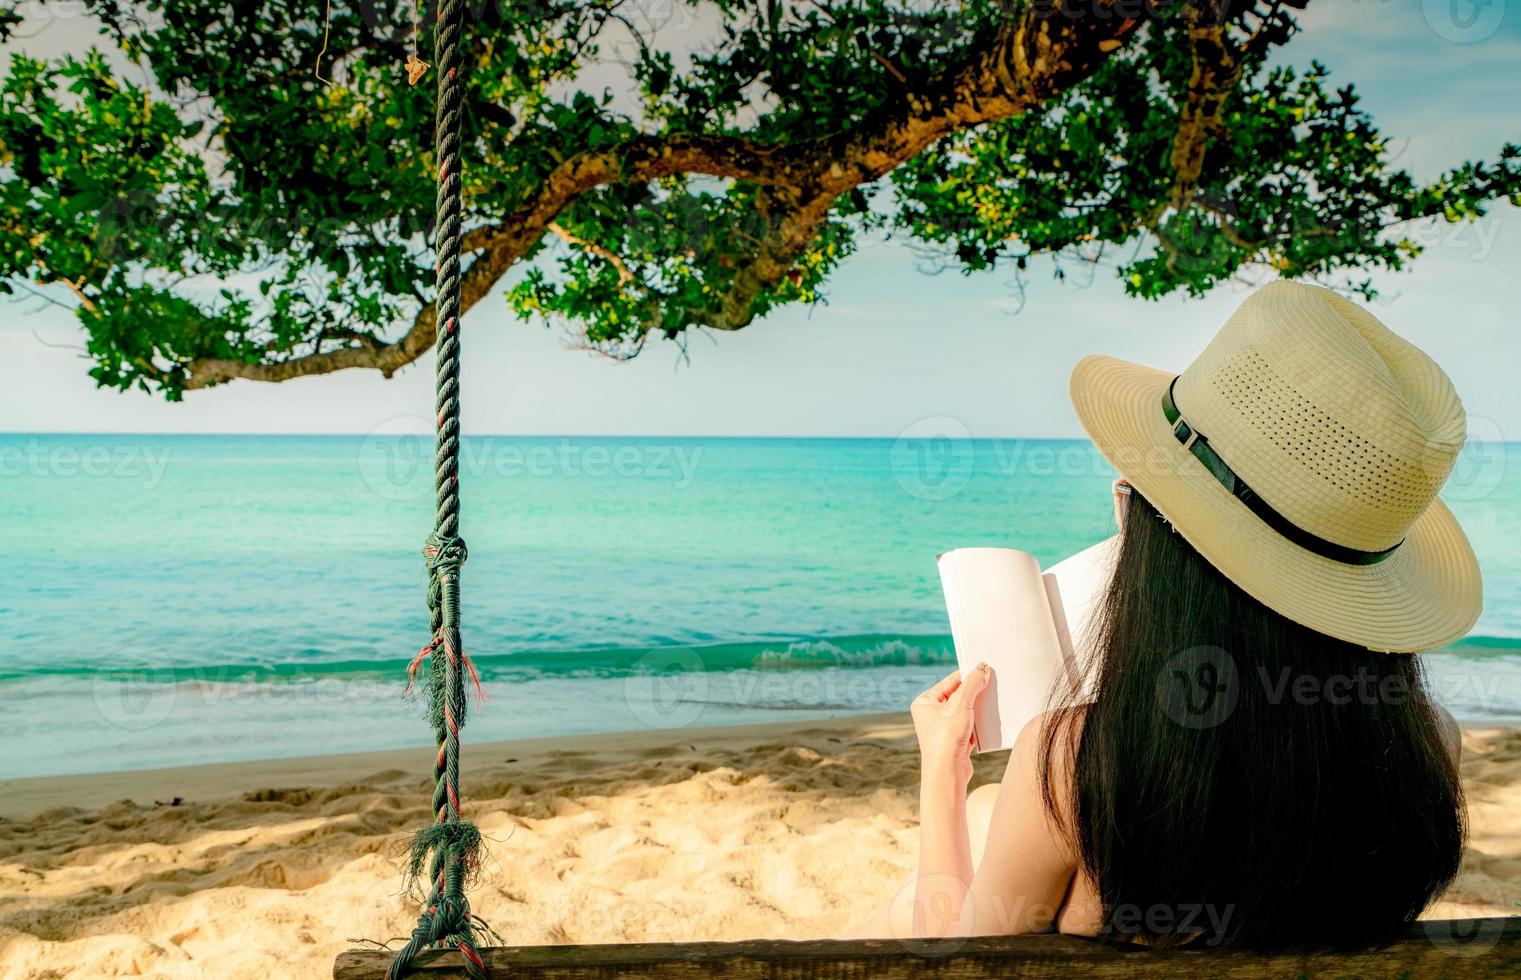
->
<box><xmin>1</xmin><ymin>430</ymin><xmax>1099</xmax><ymax>441</ymax></box>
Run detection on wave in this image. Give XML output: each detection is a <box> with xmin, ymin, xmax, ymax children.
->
<box><xmin>6</xmin><ymin>632</ymin><xmax>1516</xmax><ymax>686</ymax></box>
<box><xmin>0</xmin><ymin>634</ymin><xmax>958</xmax><ymax>685</ymax></box>
<box><xmin>1443</xmin><ymin>634</ymin><xmax>1521</xmax><ymax>656</ymax></box>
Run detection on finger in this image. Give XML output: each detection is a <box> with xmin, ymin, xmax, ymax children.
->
<box><xmin>949</xmin><ymin>663</ymin><xmax>991</xmax><ymax>712</ymax></box>
<box><xmin>969</xmin><ymin>662</ymin><xmax>991</xmax><ymax>694</ymax></box>
<box><xmin>918</xmin><ymin>669</ymin><xmax>963</xmax><ymax>704</ymax></box>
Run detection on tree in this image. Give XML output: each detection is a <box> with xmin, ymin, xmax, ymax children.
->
<box><xmin>1</xmin><ymin>0</ymin><xmax>1516</xmax><ymax>399</ymax></box>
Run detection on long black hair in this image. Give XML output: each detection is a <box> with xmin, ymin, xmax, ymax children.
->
<box><xmin>1040</xmin><ymin>489</ymin><xmax>1465</xmax><ymax>950</ymax></box>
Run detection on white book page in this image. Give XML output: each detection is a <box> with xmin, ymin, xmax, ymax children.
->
<box><xmin>1042</xmin><ymin>534</ymin><xmax>1119</xmax><ymax>703</ymax></box>
<box><xmin>937</xmin><ymin>548</ymin><xmax>1064</xmax><ymax>753</ymax></box>
<box><xmin>937</xmin><ymin>536</ymin><xmax>1119</xmax><ymax>752</ymax></box>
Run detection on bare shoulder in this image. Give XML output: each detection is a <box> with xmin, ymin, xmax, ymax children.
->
<box><xmin>964</xmin><ymin>707</ymin><xmax>1088</xmax><ymax>935</ymax></box>
<box><xmin>1012</xmin><ymin>705</ymin><xmax>1087</xmax><ymax>759</ymax></box>
<box><xmin>1002</xmin><ymin>706</ymin><xmax>1088</xmax><ymax>817</ymax></box>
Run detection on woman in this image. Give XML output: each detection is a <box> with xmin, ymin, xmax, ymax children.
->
<box><xmin>857</xmin><ymin>281</ymin><xmax>1477</xmax><ymax>950</ymax></box>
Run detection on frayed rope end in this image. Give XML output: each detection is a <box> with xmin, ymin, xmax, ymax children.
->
<box><xmin>401</xmin><ymin>821</ymin><xmax>487</xmax><ymax>891</ymax></box>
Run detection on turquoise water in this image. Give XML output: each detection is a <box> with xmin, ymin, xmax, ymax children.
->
<box><xmin>2</xmin><ymin>433</ymin><xmax>1519</xmax><ymax>778</ymax></box>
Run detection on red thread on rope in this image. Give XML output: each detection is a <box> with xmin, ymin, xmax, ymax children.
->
<box><xmin>438</xmin><ymin>628</ymin><xmax>486</xmax><ymax>701</ymax></box>
<box><xmin>458</xmin><ymin>942</ymin><xmax>486</xmax><ymax>972</ymax></box>
<box><xmin>405</xmin><ymin>642</ymin><xmax>434</xmax><ymax>696</ymax></box>
<box><xmin>407</xmin><ymin>633</ymin><xmax>485</xmax><ymax>703</ymax></box>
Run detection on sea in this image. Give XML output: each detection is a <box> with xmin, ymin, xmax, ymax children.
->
<box><xmin>3</xmin><ymin>432</ymin><xmax>1518</xmax><ymax>778</ymax></box>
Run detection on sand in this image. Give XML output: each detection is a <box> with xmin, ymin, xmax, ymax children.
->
<box><xmin>1</xmin><ymin>715</ymin><xmax>1517</xmax><ymax>979</ymax></box>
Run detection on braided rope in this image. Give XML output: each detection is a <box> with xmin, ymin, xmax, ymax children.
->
<box><xmin>388</xmin><ymin>0</ymin><xmax>487</xmax><ymax>975</ymax></box>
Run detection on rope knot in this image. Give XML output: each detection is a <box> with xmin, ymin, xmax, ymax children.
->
<box><xmin>402</xmin><ymin>821</ymin><xmax>486</xmax><ymax>892</ymax></box>
<box><xmin>423</xmin><ymin>533</ymin><xmax>469</xmax><ymax>574</ymax></box>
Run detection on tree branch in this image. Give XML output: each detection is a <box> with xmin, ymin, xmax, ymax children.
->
<box><xmin>184</xmin><ymin>242</ymin><xmax>516</xmax><ymax>388</ymax></box>
<box><xmin>547</xmin><ymin>220</ymin><xmax>635</xmax><ymax>286</ymax></box>
<box><xmin>181</xmin><ymin>0</ymin><xmax>1146</xmax><ymax>388</ymax></box>
<box><xmin>1165</xmin><ymin>1</ymin><xmax>1245</xmax><ymax>212</ymax></box>
<box><xmin>700</xmin><ymin>0</ymin><xmax>1147</xmax><ymax>331</ymax></box>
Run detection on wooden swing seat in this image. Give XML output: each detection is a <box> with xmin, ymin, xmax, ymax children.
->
<box><xmin>335</xmin><ymin>917</ymin><xmax>1521</xmax><ymax>978</ymax></box>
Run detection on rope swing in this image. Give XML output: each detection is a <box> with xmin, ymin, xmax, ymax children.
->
<box><xmin>387</xmin><ymin>0</ymin><xmax>489</xmax><ymax>975</ymax></box>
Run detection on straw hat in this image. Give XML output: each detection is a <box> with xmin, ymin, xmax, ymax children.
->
<box><xmin>1070</xmin><ymin>280</ymin><xmax>1481</xmax><ymax>652</ymax></box>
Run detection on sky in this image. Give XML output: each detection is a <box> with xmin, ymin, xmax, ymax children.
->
<box><xmin>0</xmin><ymin>0</ymin><xmax>1518</xmax><ymax>438</ymax></box>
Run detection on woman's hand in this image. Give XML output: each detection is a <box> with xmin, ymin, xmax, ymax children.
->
<box><xmin>911</xmin><ymin>665</ymin><xmax>990</xmax><ymax>789</ymax></box>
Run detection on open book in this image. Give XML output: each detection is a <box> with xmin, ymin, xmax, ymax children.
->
<box><xmin>936</xmin><ymin>536</ymin><xmax>1117</xmax><ymax>753</ymax></box>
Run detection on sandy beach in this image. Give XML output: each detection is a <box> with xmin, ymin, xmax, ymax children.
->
<box><xmin>1</xmin><ymin>715</ymin><xmax>1517</xmax><ymax>979</ymax></box>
